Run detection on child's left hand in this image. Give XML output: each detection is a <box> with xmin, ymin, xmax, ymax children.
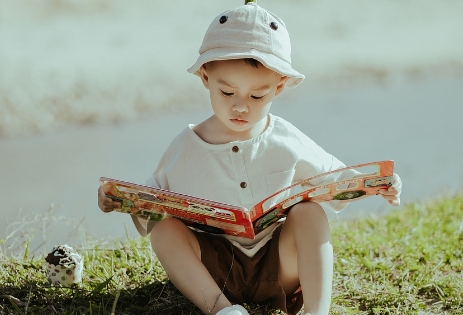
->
<box><xmin>378</xmin><ymin>173</ymin><xmax>402</xmax><ymax>206</ymax></box>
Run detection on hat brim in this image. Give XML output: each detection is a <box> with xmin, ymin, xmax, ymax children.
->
<box><xmin>187</xmin><ymin>47</ymin><xmax>305</xmax><ymax>88</ymax></box>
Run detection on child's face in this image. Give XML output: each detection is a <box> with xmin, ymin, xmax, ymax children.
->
<box><xmin>200</xmin><ymin>59</ymin><xmax>287</xmax><ymax>140</ymax></box>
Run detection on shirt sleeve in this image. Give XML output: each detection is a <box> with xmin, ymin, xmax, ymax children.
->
<box><xmin>284</xmin><ymin>121</ymin><xmax>358</xmax><ymax>212</ymax></box>
<box><xmin>131</xmin><ymin>129</ymin><xmax>187</xmax><ymax>237</ymax></box>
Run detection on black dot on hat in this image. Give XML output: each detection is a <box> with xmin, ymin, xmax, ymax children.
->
<box><xmin>270</xmin><ymin>21</ymin><xmax>278</xmax><ymax>30</ymax></box>
<box><xmin>219</xmin><ymin>15</ymin><xmax>228</xmax><ymax>24</ymax></box>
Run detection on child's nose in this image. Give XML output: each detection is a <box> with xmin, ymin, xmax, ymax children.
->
<box><xmin>232</xmin><ymin>99</ymin><xmax>248</xmax><ymax>113</ymax></box>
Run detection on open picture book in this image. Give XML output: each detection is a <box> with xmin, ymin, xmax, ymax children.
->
<box><xmin>100</xmin><ymin>160</ymin><xmax>394</xmax><ymax>239</ymax></box>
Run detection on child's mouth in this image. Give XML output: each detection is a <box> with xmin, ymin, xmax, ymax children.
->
<box><xmin>230</xmin><ymin>118</ymin><xmax>248</xmax><ymax>125</ymax></box>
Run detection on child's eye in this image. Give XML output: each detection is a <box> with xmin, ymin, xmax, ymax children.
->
<box><xmin>251</xmin><ymin>95</ymin><xmax>264</xmax><ymax>100</ymax></box>
<box><xmin>221</xmin><ymin>90</ymin><xmax>234</xmax><ymax>97</ymax></box>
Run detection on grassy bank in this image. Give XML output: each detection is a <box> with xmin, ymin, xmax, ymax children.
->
<box><xmin>1</xmin><ymin>195</ymin><xmax>462</xmax><ymax>314</ymax></box>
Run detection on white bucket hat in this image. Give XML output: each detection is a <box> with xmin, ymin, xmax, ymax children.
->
<box><xmin>187</xmin><ymin>2</ymin><xmax>305</xmax><ymax>88</ymax></box>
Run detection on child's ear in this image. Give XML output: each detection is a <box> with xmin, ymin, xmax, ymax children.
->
<box><xmin>199</xmin><ymin>66</ymin><xmax>210</xmax><ymax>89</ymax></box>
<box><xmin>274</xmin><ymin>76</ymin><xmax>289</xmax><ymax>96</ymax></box>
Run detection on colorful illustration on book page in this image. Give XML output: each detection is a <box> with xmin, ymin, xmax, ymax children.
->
<box><xmin>251</xmin><ymin>160</ymin><xmax>394</xmax><ymax>232</ymax></box>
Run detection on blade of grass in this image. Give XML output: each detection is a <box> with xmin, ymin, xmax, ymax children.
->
<box><xmin>110</xmin><ymin>289</ymin><xmax>121</xmax><ymax>315</ymax></box>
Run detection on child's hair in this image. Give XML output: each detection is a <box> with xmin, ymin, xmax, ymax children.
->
<box><xmin>243</xmin><ymin>58</ymin><xmax>261</xmax><ymax>68</ymax></box>
<box><xmin>203</xmin><ymin>58</ymin><xmax>262</xmax><ymax>70</ymax></box>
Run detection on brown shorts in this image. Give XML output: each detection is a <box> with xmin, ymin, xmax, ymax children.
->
<box><xmin>193</xmin><ymin>225</ymin><xmax>303</xmax><ymax>315</ymax></box>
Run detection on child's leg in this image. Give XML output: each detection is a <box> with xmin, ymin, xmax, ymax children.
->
<box><xmin>278</xmin><ymin>202</ymin><xmax>333</xmax><ymax>315</ymax></box>
<box><xmin>150</xmin><ymin>218</ymin><xmax>232</xmax><ymax>314</ymax></box>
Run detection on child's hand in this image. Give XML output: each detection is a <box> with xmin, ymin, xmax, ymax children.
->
<box><xmin>98</xmin><ymin>186</ymin><xmax>121</xmax><ymax>212</ymax></box>
<box><xmin>378</xmin><ymin>173</ymin><xmax>402</xmax><ymax>206</ymax></box>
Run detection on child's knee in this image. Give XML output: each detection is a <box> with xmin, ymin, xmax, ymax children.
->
<box><xmin>288</xmin><ymin>202</ymin><xmax>327</xmax><ymax>223</ymax></box>
<box><xmin>150</xmin><ymin>218</ymin><xmax>200</xmax><ymax>256</ymax></box>
<box><xmin>150</xmin><ymin>218</ymin><xmax>187</xmax><ymax>245</ymax></box>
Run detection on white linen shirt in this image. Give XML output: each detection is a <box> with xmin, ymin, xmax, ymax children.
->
<box><xmin>133</xmin><ymin>114</ymin><xmax>353</xmax><ymax>257</ymax></box>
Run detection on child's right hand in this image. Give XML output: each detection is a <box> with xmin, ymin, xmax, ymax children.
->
<box><xmin>98</xmin><ymin>186</ymin><xmax>121</xmax><ymax>212</ymax></box>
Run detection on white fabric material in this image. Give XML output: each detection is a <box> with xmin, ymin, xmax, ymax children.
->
<box><xmin>187</xmin><ymin>2</ymin><xmax>304</xmax><ymax>88</ymax></box>
<box><xmin>216</xmin><ymin>304</ymin><xmax>250</xmax><ymax>315</ymax></box>
<box><xmin>132</xmin><ymin>114</ymin><xmax>355</xmax><ymax>257</ymax></box>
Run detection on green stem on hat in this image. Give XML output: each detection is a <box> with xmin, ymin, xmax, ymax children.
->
<box><xmin>245</xmin><ymin>0</ymin><xmax>257</xmax><ymax>4</ymax></box>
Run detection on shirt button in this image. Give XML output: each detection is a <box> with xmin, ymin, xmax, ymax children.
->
<box><xmin>232</xmin><ymin>146</ymin><xmax>239</xmax><ymax>153</ymax></box>
<box><xmin>240</xmin><ymin>182</ymin><xmax>247</xmax><ymax>188</ymax></box>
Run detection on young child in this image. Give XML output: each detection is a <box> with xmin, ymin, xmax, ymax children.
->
<box><xmin>98</xmin><ymin>3</ymin><xmax>402</xmax><ymax>315</ymax></box>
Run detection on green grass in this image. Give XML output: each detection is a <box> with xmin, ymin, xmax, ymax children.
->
<box><xmin>1</xmin><ymin>195</ymin><xmax>462</xmax><ymax>315</ymax></box>
<box><xmin>330</xmin><ymin>195</ymin><xmax>463</xmax><ymax>315</ymax></box>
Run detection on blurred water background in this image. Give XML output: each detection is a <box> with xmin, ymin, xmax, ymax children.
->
<box><xmin>1</xmin><ymin>0</ymin><xmax>462</xmax><ymax>256</ymax></box>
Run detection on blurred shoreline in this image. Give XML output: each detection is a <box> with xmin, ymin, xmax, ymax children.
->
<box><xmin>1</xmin><ymin>0</ymin><xmax>463</xmax><ymax>139</ymax></box>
